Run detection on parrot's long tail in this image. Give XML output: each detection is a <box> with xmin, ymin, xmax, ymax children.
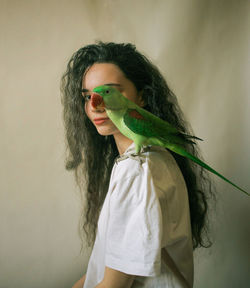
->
<box><xmin>167</xmin><ymin>144</ymin><xmax>249</xmax><ymax>196</ymax></box>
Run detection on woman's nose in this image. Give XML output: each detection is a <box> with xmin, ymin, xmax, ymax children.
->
<box><xmin>91</xmin><ymin>92</ymin><xmax>105</xmax><ymax>112</ymax></box>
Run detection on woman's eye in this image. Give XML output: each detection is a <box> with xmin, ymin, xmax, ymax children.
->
<box><xmin>83</xmin><ymin>94</ymin><xmax>91</xmax><ymax>101</ymax></box>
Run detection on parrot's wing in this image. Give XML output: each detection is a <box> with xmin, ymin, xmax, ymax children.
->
<box><xmin>123</xmin><ymin>109</ymin><xmax>160</xmax><ymax>137</ymax></box>
<box><xmin>123</xmin><ymin>108</ymin><xmax>249</xmax><ymax>195</ymax></box>
<box><xmin>123</xmin><ymin>108</ymin><xmax>199</xmax><ymax>145</ymax></box>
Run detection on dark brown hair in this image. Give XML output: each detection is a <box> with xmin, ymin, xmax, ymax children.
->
<box><xmin>60</xmin><ymin>41</ymin><xmax>215</xmax><ymax>249</ymax></box>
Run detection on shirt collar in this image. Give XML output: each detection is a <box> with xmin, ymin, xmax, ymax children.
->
<box><xmin>114</xmin><ymin>142</ymin><xmax>152</xmax><ymax>165</ymax></box>
<box><xmin>123</xmin><ymin>142</ymin><xmax>136</xmax><ymax>155</ymax></box>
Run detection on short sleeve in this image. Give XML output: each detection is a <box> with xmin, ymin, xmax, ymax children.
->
<box><xmin>105</xmin><ymin>167</ymin><xmax>163</xmax><ymax>277</ymax></box>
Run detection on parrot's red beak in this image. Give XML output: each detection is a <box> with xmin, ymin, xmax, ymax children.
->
<box><xmin>91</xmin><ymin>92</ymin><xmax>105</xmax><ymax>109</ymax></box>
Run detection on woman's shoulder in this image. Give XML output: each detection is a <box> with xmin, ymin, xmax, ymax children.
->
<box><xmin>145</xmin><ymin>146</ymin><xmax>185</xmax><ymax>183</ymax></box>
<box><xmin>112</xmin><ymin>144</ymin><xmax>185</xmax><ymax>188</ymax></box>
<box><xmin>146</xmin><ymin>145</ymin><xmax>176</xmax><ymax>168</ymax></box>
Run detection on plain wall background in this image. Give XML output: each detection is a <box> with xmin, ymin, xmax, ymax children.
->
<box><xmin>0</xmin><ymin>0</ymin><xmax>249</xmax><ymax>287</ymax></box>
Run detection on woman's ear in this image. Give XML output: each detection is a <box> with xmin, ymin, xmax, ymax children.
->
<box><xmin>138</xmin><ymin>90</ymin><xmax>145</xmax><ymax>107</ymax></box>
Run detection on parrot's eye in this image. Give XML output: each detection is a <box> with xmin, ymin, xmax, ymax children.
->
<box><xmin>105</xmin><ymin>90</ymin><xmax>110</xmax><ymax>94</ymax></box>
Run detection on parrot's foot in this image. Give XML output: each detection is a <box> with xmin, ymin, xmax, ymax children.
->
<box><xmin>134</xmin><ymin>144</ymin><xmax>151</xmax><ymax>155</ymax></box>
<box><xmin>115</xmin><ymin>153</ymin><xmax>142</xmax><ymax>164</ymax></box>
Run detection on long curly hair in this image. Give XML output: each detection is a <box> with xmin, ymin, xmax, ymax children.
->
<box><xmin>60</xmin><ymin>41</ymin><xmax>215</xmax><ymax>249</ymax></box>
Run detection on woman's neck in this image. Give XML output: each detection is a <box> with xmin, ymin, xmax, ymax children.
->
<box><xmin>113</xmin><ymin>133</ymin><xmax>133</xmax><ymax>155</ymax></box>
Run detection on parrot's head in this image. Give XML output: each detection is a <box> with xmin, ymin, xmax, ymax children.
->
<box><xmin>92</xmin><ymin>85</ymin><xmax>128</xmax><ymax>111</ymax></box>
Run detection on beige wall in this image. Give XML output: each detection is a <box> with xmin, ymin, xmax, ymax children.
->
<box><xmin>0</xmin><ymin>0</ymin><xmax>249</xmax><ymax>287</ymax></box>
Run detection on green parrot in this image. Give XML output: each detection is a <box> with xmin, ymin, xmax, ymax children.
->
<box><xmin>91</xmin><ymin>85</ymin><xmax>249</xmax><ymax>196</ymax></box>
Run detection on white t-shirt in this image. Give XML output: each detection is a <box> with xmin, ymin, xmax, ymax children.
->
<box><xmin>83</xmin><ymin>143</ymin><xmax>194</xmax><ymax>288</ymax></box>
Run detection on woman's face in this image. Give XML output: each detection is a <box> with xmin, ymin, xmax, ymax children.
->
<box><xmin>82</xmin><ymin>63</ymin><xmax>143</xmax><ymax>136</ymax></box>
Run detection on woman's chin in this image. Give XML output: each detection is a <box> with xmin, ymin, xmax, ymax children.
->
<box><xmin>97</xmin><ymin>130</ymin><xmax>111</xmax><ymax>136</ymax></box>
<box><xmin>92</xmin><ymin>120</ymin><xmax>118</xmax><ymax>136</ymax></box>
<box><xmin>95</xmin><ymin>126</ymin><xmax>116</xmax><ymax>136</ymax></box>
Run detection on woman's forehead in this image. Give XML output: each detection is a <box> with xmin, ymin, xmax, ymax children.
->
<box><xmin>82</xmin><ymin>63</ymin><xmax>125</xmax><ymax>90</ymax></box>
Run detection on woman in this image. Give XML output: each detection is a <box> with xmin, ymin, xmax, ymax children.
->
<box><xmin>61</xmin><ymin>42</ymin><xmax>213</xmax><ymax>288</ymax></box>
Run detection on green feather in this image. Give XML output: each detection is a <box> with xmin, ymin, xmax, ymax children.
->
<box><xmin>124</xmin><ymin>108</ymin><xmax>199</xmax><ymax>146</ymax></box>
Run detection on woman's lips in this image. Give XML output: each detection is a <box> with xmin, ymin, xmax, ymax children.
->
<box><xmin>93</xmin><ymin>118</ymin><xmax>109</xmax><ymax>125</ymax></box>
